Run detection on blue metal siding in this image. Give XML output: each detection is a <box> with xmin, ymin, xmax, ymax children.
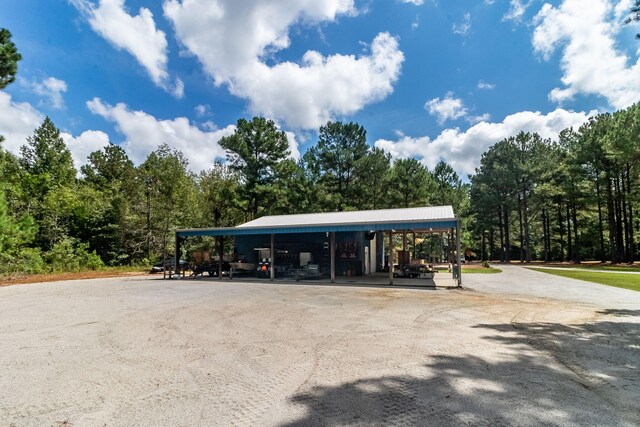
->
<box><xmin>176</xmin><ymin>220</ymin><xmax>459</xmax><ymax>237</ymax></box>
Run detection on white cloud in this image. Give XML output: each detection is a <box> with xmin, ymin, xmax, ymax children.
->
<box><xmin>504</xmin><ymin>0</ymin><xmax>533</xmax><ymax>22</ymax></box>
<box><xmin>613</xmin><ymin>0</ymin><xmax>633</xmax><ymax>22</ymax></box>
<box><xmin>164</xmin><ymin>0</ymin><xmax>404</xmax><ymax>129</ymax></box>
<box><xmin>201</xmin><ymin>121</ymin><xmax>218</xmax><ymax>132</ymax></box>
<box><xmin>164</xmin><ymin>0</ymin><xmax>357</xmax><ymax>85</ymax></box>
<box><xmin>61</xmin><ymin>130</ymin><xmax>111</xmax><ymax>171</ymax></box>
<box><xmin>285</xmin><ymin>131</ymin><xmax>301</xmax><ymax>160</ymax></box>
<box><xmin>375</xmin><ymin>108</ymin><xmax>594</xmax><ymax>178</ymax></box>
<box><xmin>172</xmin><ymin>77</ymin><xmax>184</xmax><ymax>99</ymax></box>
<box><xmin>467</xmin><ymin>113</ymin><xmax>491</xmax><ymax>124</ymax></box>
<box><xmin>400</xmin><ymin>0</ymin><xmax>424</xmax><ymax>5</ymax></box>
<box><xmin>532</xmin><ymin>0</ymin><xmax>640</xmax><ymax>109</ymax></box>
<box><xmin>240</xmin><ymin>33</ymin><xmax>403</xmax><ymax>129</ymax></box>
<box><xmin>87</xmin><ymin>97</ymin><xmax>237</xmax><ymax>172</ymax></box>
<box><xmin>0</xmin><ymin>92</ymin><xmax>109</xmax><ymax>171</ymax></box>
<box><xmin>70</xmin><ymin>0</ymin><xmax>182</xmax><ymax>97</ymax></box>
<box><xmin>194</xmin><ymin>104</ymin><xmax>211</xmax><ymax>118</ymax></box>
<box><xmin>32</xmin><ymin>77</ymin><xmax>68</xmax><ymax>109</ymax></box>
<box><xmin>477</xmin><ymin>81</ymin><xmax>496</xmax><ymax>90</ymax></box>
<box><xmin>425</xmin><ymin>92</ymin><xmax>468</xmax><ymax>124</ymax></box>
<box><xmin>0</xmin><ymin>92</ymin><xmax>44</xmax><ymax>154</ymax></box>
<box><xmin>452</xmin><ymin>12</ymin><xmax>472</xmax><ymax>35</ymax></box>
<box><xmin>0</xmin><ymin>91</ymin><xmax>299</xmax><ymax>173</ymax></box>
<box><xmin>411</xmin><ymin>15</ymin><xmax>420</xmax><ymax>30</ymax></box>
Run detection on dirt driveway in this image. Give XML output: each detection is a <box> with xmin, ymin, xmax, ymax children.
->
<box><xmin>1</xmin><ymin>267</ymin><xmax>638</xmax><ymax>426</ymax></box>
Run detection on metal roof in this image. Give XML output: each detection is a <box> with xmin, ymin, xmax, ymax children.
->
<box><xmin>177</xmin><ymin>206</ymin><xmax>458</xmax><ymax>237</ymax></box>
<box><xmin>239</xmin><ymin>206</ymin><xmax>455</xmax><ymax>228</ymax></box>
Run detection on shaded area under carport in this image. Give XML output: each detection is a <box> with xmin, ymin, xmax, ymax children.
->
<box><xmin>168</xmin><ymin>271</ymin><xmax>460</xmax><ymax>290</ymax></box>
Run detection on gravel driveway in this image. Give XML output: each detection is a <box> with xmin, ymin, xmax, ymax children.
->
<box><xmin>1</xmin><ymin>267</ymin><xmax>638</xmax><ymax>426</ymax></box>
<box><xmin>464</xmin><ymin>263</ymin><xmax>640</xmax><ymax>309</ymax></box>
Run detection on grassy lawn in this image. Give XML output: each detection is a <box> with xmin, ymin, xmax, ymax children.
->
<box><xmin>542</xmin><ymin>263</ymin><xmax>640</xmax><ymax>272</ymax></box>
<box><xmin>528</xmin><ymin>268</ymin><xmax>640</xmax><ymax>292</ymax></box>
<box><xmin>461</xmin><ymin>267</ymin><xmax>502</xmax><ymax>274</ymax></box>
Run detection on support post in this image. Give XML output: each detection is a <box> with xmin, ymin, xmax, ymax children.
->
<box><xmin>174</xmin><ymin>233</ymin><xmax>181</xmax><ymax>279</ymax></box>
<box><xmin>330</xmin><ymin>232</ymin><xmax>336</xmax><ymax>283</ymax></box>
<box><xmin>456</xmin><ymin>221</ymin><xmax>462</xmax><ymax>287</ymax></box>
<box><xmin>412</xmin><ymin>232</ymin><xmax>416</xmax><ymax>259</ymax></box>
<box><xmin>218</xmin><ymin>236</ymin><xmax>224</xmax><ymax>280</ymax></box>
<box><xmin>381</xmin><ymin>232</ymin><xmax>385</xmax><ymax>269</ymax></box>
<box><xmin>270</xmin><ymin>234</ymin><xmax>275</xmax><ymax>281</ymax></box>
<box><xmin>388</xmin><ymin>230</ymin><xmax>394</xmax><ymax>285</ymax></box>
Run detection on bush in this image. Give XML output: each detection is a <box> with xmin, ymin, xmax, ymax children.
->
<box><xmin>0</xmin><ymin>247</ymin><xmax>45</xmax><ymax>276</ymax></box>
<box><xmin>83</xmin><ymin>247</ymin><xmax>104</xmax><ymax>270</ymax></box>
<box><xmin>45</xmin><ymin>237</ymin><xmax>104</xmax><ymax>272</ymax></box>
<box><xmin>482</xmin><ymin>261</ymin><xmax>491</xmax><ymax>268</ymax></box>
<box><xmin>46</xmin><ymin>238</ymin><xmax>78</xmax><ymax>272</ymax></box>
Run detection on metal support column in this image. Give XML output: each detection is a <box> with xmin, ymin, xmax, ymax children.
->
<box><xmin>388</xmin><ymin>230</ymin><xmax>394</xmax><ymax>285</ymax></box>
<box><xmin>270</xmin><ymin>234</ymin><xmax>275</xmax><ymax>281</ymax></box>
<box><xmin>218</xmin><ymin>236</ymin><xmax>224</xmax><ymax>280</ymax></box>
<box><xmin>174</xmin><ymin>233</ymin><xmax>181</xmax><ymax>279</ymax></box>
<box><xmin>381</xmin><ymin>232</ymin><xmax>385</xmax><ymax>269</ymax></box>
<box><xmin>412</xmin><ymin>232</ymin><xmax>416</xmax><ymax>259</ymax></box>
<box><xmin>330</xmin><ymin>232</ymin><xmax>336</xmax><ymax>283</ymax></box>
<box><xmin>456</xmin><ymin>220</ymin><xmax>462</xmax><ymax>287</ymax></box>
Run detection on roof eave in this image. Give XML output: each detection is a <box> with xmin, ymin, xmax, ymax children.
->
<box><xmin>176</xmin><ymin>217</ymin><xmax>460</xmax><ymax>237</ymax></box>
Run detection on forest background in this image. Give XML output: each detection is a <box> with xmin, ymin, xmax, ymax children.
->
<box><xmin>1</xmin><ymin>23</ymin><xmax>639</xmax><ymax>277</ymax></box>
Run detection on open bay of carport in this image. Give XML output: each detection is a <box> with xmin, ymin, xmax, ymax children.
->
<box><xmin>1</xmin><ymin>268</ymin><xmax>638</xmax><ymax>426</ymax></box>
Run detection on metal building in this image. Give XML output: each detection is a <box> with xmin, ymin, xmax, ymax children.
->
<box><xmin>175</xmin><ymin>206</ymin><xmax>462</xmax><ymax>286</ymax></box>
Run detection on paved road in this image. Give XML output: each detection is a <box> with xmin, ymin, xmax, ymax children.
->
<box><xmin>464</xmin><ymin>264</ymin><xmax>640</xmax><ymax>310</ymax></box>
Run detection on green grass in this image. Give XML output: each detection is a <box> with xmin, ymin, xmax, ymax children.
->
<box><xmin>461</xmin><ymin>267</ymin><xmax>502</xmax><ymax>274</ymax></box>
<box><xmin>528</xmin><ymin>268</ymin><xmax>640</xmax><ymax>292</ymax></box>
<box><xmin>544</xmin><ymin>264</ymin><xmax>640</xmax><ymax>272</ymax></box>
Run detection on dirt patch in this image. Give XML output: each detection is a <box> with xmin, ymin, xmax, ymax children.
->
<box><xmin>0</xmin><ymin>270</ymin><xmax>150</xmax><ymax>287</ymax></box>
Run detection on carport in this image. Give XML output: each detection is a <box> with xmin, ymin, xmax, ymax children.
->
<box><xmin>175</xmin><ymin>206</ymin><xmax>462</xmax><ymax>286</ymax></box>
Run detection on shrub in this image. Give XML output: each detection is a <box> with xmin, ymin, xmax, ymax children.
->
<box><xmin>45</xmin><ymin>237</ymin><xmax>104</xmax><ymax>272</ymax></box>
<box><xmin>46</xmin><ymin>238</ymin><xmax>79</xmax><ymax>272</ymax></box>
<box><xmin>0</xmin><ymin>247</ymin><xmax>45</xmax><ymax>276</ymax></box>
<box><xmin>82</xmin><ymin>247</ymin><xmax>104</xmax><ymax>270</ymax></box>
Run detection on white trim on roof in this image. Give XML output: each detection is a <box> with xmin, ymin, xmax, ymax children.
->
<box><xmin>236</xmin><ymin>206</ymin><xmax>455</xmax><ymax>229</ymax></box>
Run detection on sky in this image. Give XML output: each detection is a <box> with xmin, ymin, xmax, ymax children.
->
<box><xmin>1</xmin><ymin>0</ymin><xmax>639</xmax><ymax>179</ymax></box>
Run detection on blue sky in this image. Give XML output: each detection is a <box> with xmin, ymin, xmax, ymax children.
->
<box><xmin>1</xmin><ymin>0</ymin><xmax>639</xmax><ymax>177</ymax></box>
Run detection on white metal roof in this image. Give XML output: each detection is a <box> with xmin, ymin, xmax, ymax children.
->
<box><xmin>176</xmin><ymin>206</ymin><xmax>459</xmax><ymax>237</ymax></box>
<box><xmin>237</xmin><ymin>206</ymin><xmax>456</xmax><ymax>229</ymax></box>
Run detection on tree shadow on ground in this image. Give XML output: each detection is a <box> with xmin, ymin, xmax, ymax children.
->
<box><xmin>282</xmin><ymin>316</ymin><xmax>640</xmax><ymax>426</ymax></box>
<box><xmin>596</xmin><ymin>308</ymin><xmax>640</xmax><ymax>317</ymax></box>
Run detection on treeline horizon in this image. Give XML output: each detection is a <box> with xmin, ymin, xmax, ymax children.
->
<box><xmin>470</xmin><ymin>102</ymin><xmax>640</xmax><ymax>264</ymax></box>
<box><xmin>0</xmin><ymin>116</ymin><xmax>469</xmax><ymax>276</ymax></box>
<box><xmin>3</xmin><ymin>24</ymin><xmax>640</xmax><ymax>277</ymax></box>
<box><xmin>2</xmin><ymin>101</ymin><xmax>638</xmax><ymax>277</ymax></box>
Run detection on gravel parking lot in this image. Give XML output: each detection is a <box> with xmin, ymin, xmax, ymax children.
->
<box><xmin>1</xmin><ymin>267</ymin><xmax>639</xmax><ymax>426</ymax></box>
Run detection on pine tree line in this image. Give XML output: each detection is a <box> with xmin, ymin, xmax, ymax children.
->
<box><xmin>469</xmin><ymin>104</ymin><xmax>640</xmax><ymax>263</ymax></box>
